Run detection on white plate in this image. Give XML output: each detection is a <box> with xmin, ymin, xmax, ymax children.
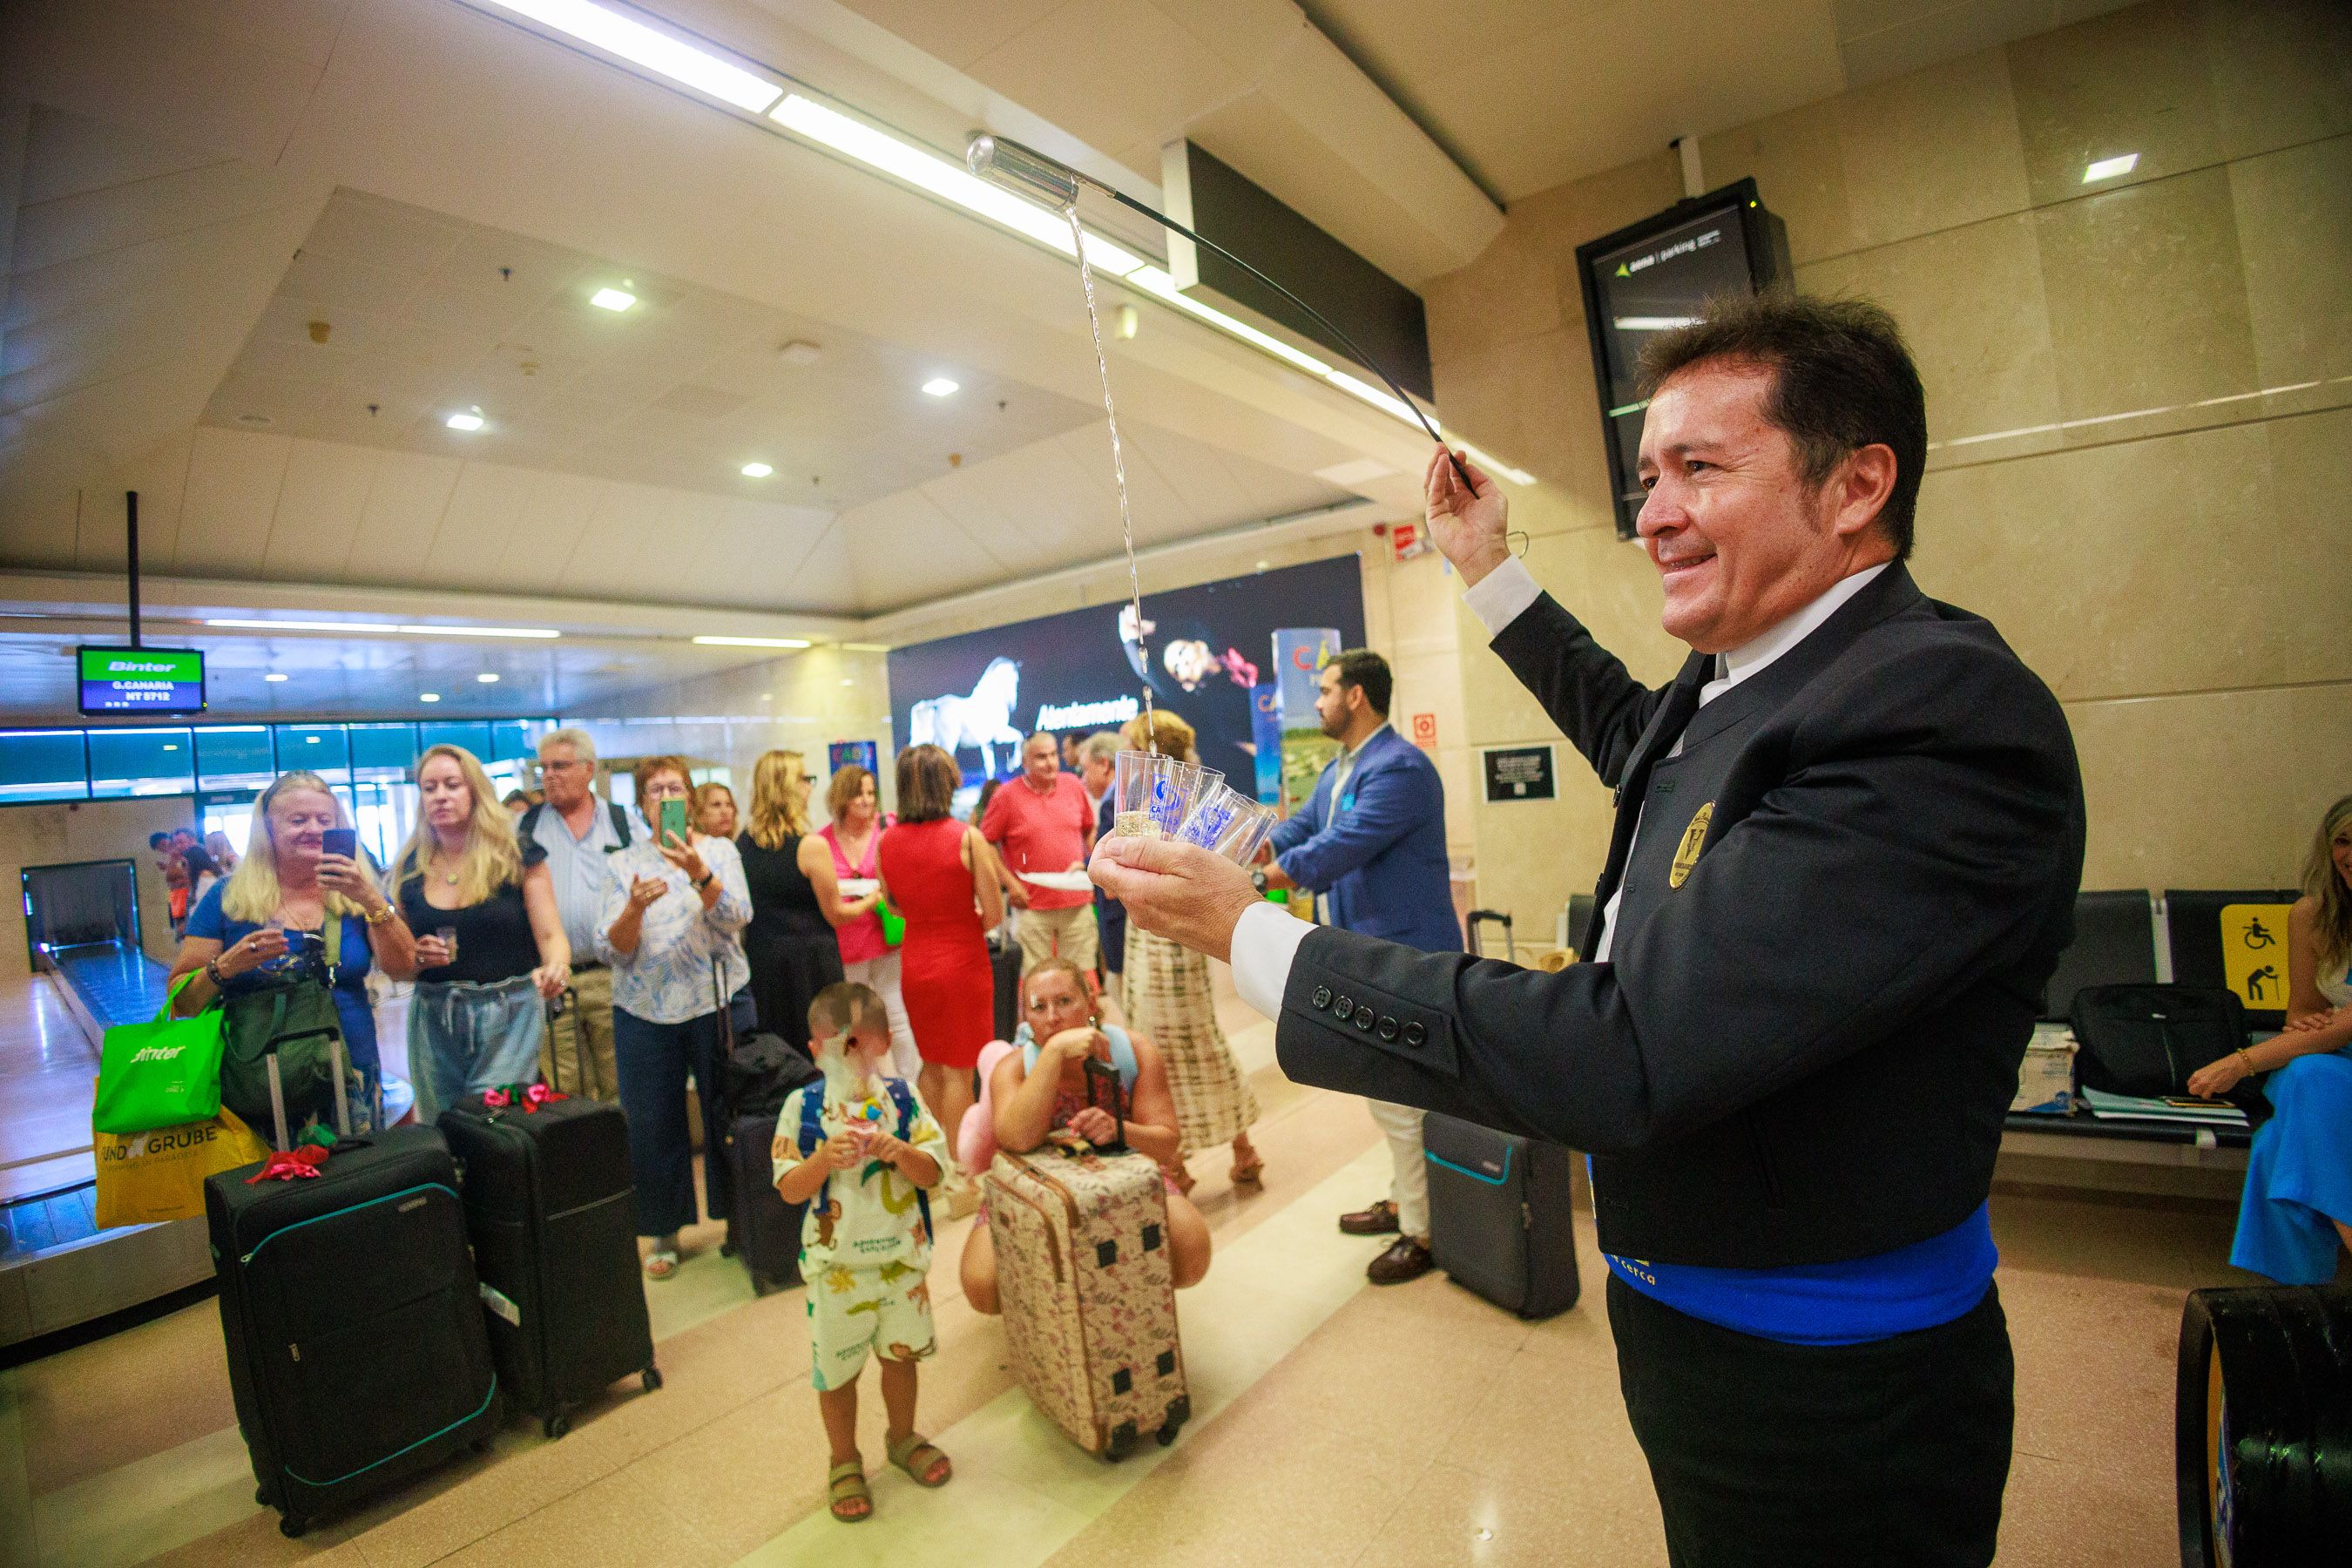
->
<box><xmin>1018</xmin><ymin>870</ymin><xmax>1094</xmax><ymax>892</ymax></box>
<box><xmin>838</xmin><ymin>878</ymin><xmax>880</xmax><ymax>896</ymax></box>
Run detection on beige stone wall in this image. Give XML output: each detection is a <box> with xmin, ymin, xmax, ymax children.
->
<box><xmin>1425</xmin><ymin>0</ymin><xmax>2352</xmax><ymax>935</ymax></box>
<box><xmin>0</xmin><ymin>798</ymin><xmax>194</xmax><ymax>977</ymax></box>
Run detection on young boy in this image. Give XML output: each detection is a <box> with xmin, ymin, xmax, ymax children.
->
<box><xmin>774</xmin><ymin>982</ymin><xmax>955</xmax><ymax>1523</ymax></box>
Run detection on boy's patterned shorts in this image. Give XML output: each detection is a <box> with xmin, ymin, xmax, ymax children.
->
<box><xmin>808</xmin><ymin>1257</ymin><xmax>936</xmax><ymax>1391</ymax></box>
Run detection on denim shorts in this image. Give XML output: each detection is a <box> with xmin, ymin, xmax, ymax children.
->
<box><xmin>409</xmin><ymin>975</ymin><xmax>546</xmax><ymax>1123</ymax></box>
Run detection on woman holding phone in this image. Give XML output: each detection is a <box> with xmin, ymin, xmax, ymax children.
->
<box><xmin>598</xmin><ymin>755</ymin><xmax>753</xmax><ymax>1280</ymax></box>
<box><xmin>168</xmin><ymin>769</ymin><xmax>414</xmax><ymax>1131</ymax></box>
<box><xmin>383</xmin><ymin>744</ymin><xmax>571</xmax><ymax>1122</ymax></box>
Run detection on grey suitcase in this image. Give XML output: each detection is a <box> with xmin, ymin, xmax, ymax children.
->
<box><xmin>1424</xmin><ymin>1112</ymin><xmax>1580</xmax><ymax>1319</ymax></box>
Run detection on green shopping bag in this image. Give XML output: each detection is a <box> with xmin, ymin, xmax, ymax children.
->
<box><xmin>93</xmin><ymin>974</ymin><xmax>225</xmax><ymax>1135</ymax></box>
<box><xmin>876</xmin><ymin>893</ymin><xmax>906</xmax><ymax>948</ymax></box>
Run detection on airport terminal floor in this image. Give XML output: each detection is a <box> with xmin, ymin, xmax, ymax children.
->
<box><xmin>3</xmin><ymin>965</ymin><xmax>2239</xmax><ymax>1568</ymax></box>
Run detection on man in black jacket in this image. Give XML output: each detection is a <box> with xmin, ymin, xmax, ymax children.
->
<box><xmin>1093</xmin><ymin>294</ymin><xmax>2085</xmax><ymax>1567</ymax></box>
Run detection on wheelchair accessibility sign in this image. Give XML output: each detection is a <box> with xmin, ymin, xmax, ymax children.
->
<box><xmin>2219</xmin><ymin>902</ymin><xmax>2293</xmax><ymax>1010</ymax></box>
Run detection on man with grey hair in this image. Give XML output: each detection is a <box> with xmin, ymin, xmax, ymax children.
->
<box><xmin>982</xmin><ymin>731</ymin><xmax>1097</xmax><ymax>975</ymax></box>
<box><xmin>520</xmin><ymin>727</ymin><xmax>638</xmax><ymax>1098</ymax></box>
<box><xmin>1078</xmin><ymin>731</ymin><xmax>1120</xmax><ymax>821</ymax></box>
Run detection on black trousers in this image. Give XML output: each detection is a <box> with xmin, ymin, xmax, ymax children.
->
<box><xmin>1607</xmin><ymin>1274</ymin><xmax>2014</xmax><ymax>1568</ymax></box>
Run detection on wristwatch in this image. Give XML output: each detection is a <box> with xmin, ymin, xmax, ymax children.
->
<box><xmin>362</xmin><ymin>902</ymin><xmax>398</xmax><ymax>927</ymax></box>
<box><xmin>693</xmin><ymin>871</ymin><xmax>715</xmax><ymax>891</ymax></box>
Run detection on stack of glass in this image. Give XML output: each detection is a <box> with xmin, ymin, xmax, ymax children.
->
<box><xmin>1112</xmin><ymin>750</ymin><xmax>1277</xmax><ymax>864</ymax></box>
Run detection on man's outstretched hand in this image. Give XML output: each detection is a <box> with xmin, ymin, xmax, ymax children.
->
<box><xmin>1090</xmin><ymin>836</ymin><xmax>1260</xmax><ymax>963</ymax></box>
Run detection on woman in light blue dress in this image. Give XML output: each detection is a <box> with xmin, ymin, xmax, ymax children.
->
<box><xmin>2187</xmin><ymin>794</ymin><xmax>2352</xmax><ymax>1284</ymax></box>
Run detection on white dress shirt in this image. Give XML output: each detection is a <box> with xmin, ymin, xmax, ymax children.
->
<box><xmin>1230</xmin><ymin>555</ymin><xmax>1891</xmax><ymax>1017</ymax></box>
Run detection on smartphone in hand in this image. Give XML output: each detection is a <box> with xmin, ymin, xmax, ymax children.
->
<box><xmin>658</xmin><ymin>797</ymin><xmax>689</xmax><ymax>848</ymax></box>
<box><xmin>321</xmin><ymin>827</ymin><xmax>357</xmax><ymax>861</ymax></box>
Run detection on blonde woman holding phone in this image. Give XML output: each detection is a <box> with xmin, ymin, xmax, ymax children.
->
<box><xmin>738</xmin><ymin>749</ymin><xmax>846</xmax><ymax>1051</ymax></box>
<box><xmin>169</xmin><ymin>769</ymin><xmax>412</xmax><ymax>1132</ymax></box>
<box><xmin>385</xmin><ymin>744</ymin><xmax>570</xmax><ymax>1122</ymax></box>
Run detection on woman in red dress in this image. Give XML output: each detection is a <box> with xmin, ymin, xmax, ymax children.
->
<box><xmin>877</xmin><ymin>744</ymin><xmax>1003</xmax><ymax>1173</ymax></box>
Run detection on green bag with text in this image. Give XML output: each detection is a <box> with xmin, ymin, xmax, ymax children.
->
<box><xmin>93</xmin><ymin>975</ymin><xmax>226</xmax><ymax>1135</ymax></box>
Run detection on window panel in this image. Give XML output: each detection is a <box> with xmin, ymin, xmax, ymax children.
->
<box><xmin>0</xmin><ymin>730</ymin><xmax>90</xmax><ymax>802</ymax></box>
<box><xmin>194</xmin><ymin>726</ymin><xmax>274</xmax><ymax>791</ymax></box>
<box><xmin>274</xmin><ymin>725</ymin><xmax>352</xmax><ymax>783</ymax></box>
<box><xmin>88</xmin><ymin>728</ymin><xmax>195</xmax><ymax>799</ymax></box>
<box><xmin>349</xmin><ymin>724</ymin><xmax>419</xmax><ymax>780</ymax></box>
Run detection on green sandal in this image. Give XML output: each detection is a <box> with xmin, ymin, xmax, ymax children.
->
<box><xmin>888</xmin><ymin>1431</ymin><xmax>952</xmax><ymax>1487</ymax></box>
<box><xmin>828</xmin><ymin>1461</ymin><xmax>872</xmax><ymax>1522</ymax></box>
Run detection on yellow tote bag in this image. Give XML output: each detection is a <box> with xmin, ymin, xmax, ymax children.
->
<box><xmin>92</xmin><ymin>1104</ymin><xmax>271</xmax><ymax>1229</ymax></box>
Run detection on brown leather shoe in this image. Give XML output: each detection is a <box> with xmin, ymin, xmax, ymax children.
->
<box><xmin>1366</xmin><ymin>1236</ymin><xmax>1434</xmax><ymax>1285</ymax></box>
<box><xmin>1338</xmin><ymin>1200</ymin><xmax>1401</xmax><ymax>1236</ymax></box>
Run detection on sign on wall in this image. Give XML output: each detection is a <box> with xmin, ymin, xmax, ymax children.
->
<box><xmin>1482</xmin><ymin>744</ymin><xmax>1556</xmax><ymax>801</ymax></box>
<box><xmin>78</xmin><ymin>647</ymin><xmax>206</xmax><ymax>716</ymax></box>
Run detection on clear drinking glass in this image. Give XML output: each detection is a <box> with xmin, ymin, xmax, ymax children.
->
<box><xmin>1112</xmin><ymin>750</ymin><xmax>1177</xmax><ymax>839</ymax></box>
<box><xmin>1175</xmin><ymin>781</ymin><xmax>1267</xmax><ymax>862</ymax></box>
<box><xmin>435</xmin><ymin>926</ymin><xmax>459</xmax><ymax>966</ymax></box>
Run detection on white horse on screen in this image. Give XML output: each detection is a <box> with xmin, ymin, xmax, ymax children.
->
<box><xmin>909</xmin><ymin>657</ymin><xmax>1024</xmax><ymax>777</ymax></box>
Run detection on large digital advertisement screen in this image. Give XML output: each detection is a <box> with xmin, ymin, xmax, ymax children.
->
<box><xmin>886</xmin><ymin>556</ymin><xmax>1367</xmax><ymax>795</ymax></box>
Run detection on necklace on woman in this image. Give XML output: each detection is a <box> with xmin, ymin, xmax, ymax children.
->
<box><xmin>430</xmin><ymin>849</ymin><xmax>460</xmax><ymax>885</ymax></box>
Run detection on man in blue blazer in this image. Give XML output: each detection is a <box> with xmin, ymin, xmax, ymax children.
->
<box><xmin>1258</xmin><ymin>648</ymin><xmax>1461</xmax><ymax>1282</ymax></box>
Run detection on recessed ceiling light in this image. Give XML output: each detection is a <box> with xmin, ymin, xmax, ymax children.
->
<box><xmin>477</xmin><ymin>672</ymin><xmax>501</xmax><ymax>683</ymax></box>
<box><xmin>693</xmin><ymin>634</ymin><xmax>811</xmax><ymax>649</ymax></box>
<box><xmin>419</xmin><ymin>693</ymin><xmax>442</xmax><ymax>703</ymax></box>
<box><xmin>2083</xmin><ymin>153</ymin><xmax>2139</xmax><ymax>183</ymax></box>
<box><xmin>591</xmin><ymin>286</ymin><xmax>637</xmax><ymax>311</ymax></box>
<box><xmin>446</xmin><ymin>409</ymin><xmax>485</xmax><ymax>432</ymax></box>
<box><xmin>840</xmin><ymin>678</ymin><xmax>855</xmax><ymax>686</ymax></box>
<box><xmin>162</xmin><ymin>743</ymin><xmax>179</xmax><ymax>752</ymax></box>
<box><xmin>740</xmin><ymin>462</ymin><xmax>774</xmax><ymax>477</ymax></box>
<box><xmin>304</xmin><ymin>735</ymin><xmax>320</xmax><ymax>743</ymax></box>
<box><xmin>921</xmin><ymin>377</ymin><xmax>958</xmax><ymax>397</ymax></box>
<box><xmin>264</xmin><ymin>672</ymin><xmax>289</xmax><ymax>682</ymax></box>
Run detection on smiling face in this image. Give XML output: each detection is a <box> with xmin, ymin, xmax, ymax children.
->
<box><xmin>268</xmin><ymin>787</ymin><xmax>340</xmax><ymax>871</ymax></box>
<box><xmin>417</xmin><ymin>753</ymin><xmax>474</xmax><ymax>835</ymax></box>
<box><xmin>1634</xmin><ymin>362</ymin><xmax>1896</xmax><ymax>654</ymax></box>
<box><xmin>844</xmin><ymin>772</ymin><xmax>878</xmax><ymax>830</ymax></box>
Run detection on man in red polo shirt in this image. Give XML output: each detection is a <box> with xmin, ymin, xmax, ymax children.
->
<box><xmin>983</xmin><ymin>732</ymin><xmax>1098</xmax><ymax>975</ymax></box>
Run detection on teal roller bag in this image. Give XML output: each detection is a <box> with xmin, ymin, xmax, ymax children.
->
<box><xmin>93</xmin><ymin>974</ymin><xmax>226</xmax><ymax>1135</ymax></box>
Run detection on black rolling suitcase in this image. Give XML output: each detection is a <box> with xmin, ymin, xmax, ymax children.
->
<box><xmin>206</xmin><ymin>1040</ymin><xmax>498</xmax><ymax>1538</ymax></box>
<box><xmin>438</xmin><ymin>1064</ymin><xmax>659</xmax><ymax>1439</ymax></box>
<box><xmin>1423</xmin><ymin>1112</ymin><xmax>1581</xmax><ymax>1319</ymax></box>
<box><xmin>991</xmin><ymin>932</ymin><xmax>1024</xmax><ymax>1041</ymax></box>
<box><xmin>720</xmin><ymin>1031</ymin><xmax>819</xmax><ymax>1294</ymax></box>
<box><xmin>726</xmin><ymin>1109</ymin><xmax>808</xmax><ymax>1294</ymax></box>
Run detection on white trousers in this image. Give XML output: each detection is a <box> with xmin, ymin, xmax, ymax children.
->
<box><xmin>842</xmin><ymin>952</ymin><xmax>920</xmax><ymax>1081</ymax></box>
<box><xmin>1369</xmin><ymin>1098</ymin><xmax>1429</xmax><ymax>1241</ymax></box>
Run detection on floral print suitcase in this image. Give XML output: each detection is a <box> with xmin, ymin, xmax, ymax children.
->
<box><xmin>984</xmin><ymin>1146</ymin><xmax>1190</xmax><ymax>1457</ymax></box>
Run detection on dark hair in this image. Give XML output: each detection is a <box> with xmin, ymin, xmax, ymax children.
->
<box><xmin>894</xmin><ymin>744</ymin><xmax>960</xmax><ymax>823</ymax></box>
<box><xmin>971</xmin><ymin>778</ymin><xmax>1001</xmax><ymax>826</ymax></box>
<box><xmin>1329</xmin><ymin>648</ymin><xmax>1393</xmax><ymax>717</ymax></box>
<box><xmin>1638</xmin><ymin>293</ymin><xmax>1926</xmax><ymax>561</ymax></box>
<box><xmin>150</xmin><ymin>831</ymin><xmax>172</xmax><ymax>848</ymax></box>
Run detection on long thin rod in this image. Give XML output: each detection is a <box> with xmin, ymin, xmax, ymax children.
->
<box><xmin>125</xmin><ymin>490</ymin><xmax>141</xmax><ymax>648</ymax></box>
<box><xmin>1105</xmin><ymin>189</ymin><xmax>1476</xmax><ymax>491</ymax></box>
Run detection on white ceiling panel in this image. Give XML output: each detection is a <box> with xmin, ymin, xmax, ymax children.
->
<box><xmin>262</xmin><ymin>439</ymin><xmax>380</xmax><ymax>581</ymax></box>
<box><xmin>172</xmin><ymin>426</ymin><xmax>291</xmax><ymax>575</ymax></box>
<box><xmin>341</xmin><ymin>447</ymin><xmax>461</xmax><ymax>585</ymax></box>
<box><xmin>76</xmin><ymin>430</ymin><xmax>193</xmax><ymax>572</ymax></box>
<box><xmin>841</xmin><ymin>487</ymin><xmax>1010</xmax><ymax>610</ymax></box>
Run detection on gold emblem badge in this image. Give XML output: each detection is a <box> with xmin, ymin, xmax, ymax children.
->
<box><xmin>1669</xmin><ymin>802</ymin><xmax>1713</xmax><ymax>889</ymax></box>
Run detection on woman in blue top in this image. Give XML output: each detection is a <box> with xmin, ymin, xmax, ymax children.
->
<box><xmin>169</xmin><ymin>769</ymin><xmax>416</xmax><ymax>1132</ymax></box>
<box><xmin>2189</xmin><ymin>794</ymin><xmax>2352</xmax><ymax>1284</ymax></box>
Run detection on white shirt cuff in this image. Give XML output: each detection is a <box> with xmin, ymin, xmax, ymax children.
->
<box><xmin>1460</xmin><ymin>553</ymin><xmax>1542</xmax><ymax>639</ymax></box>
<box><xmin>1231</xmin><ymin>901</ymin><xmax>1312</xmax><ymax>1023</ymax></box>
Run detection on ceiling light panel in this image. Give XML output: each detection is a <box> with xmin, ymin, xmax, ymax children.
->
<box><xmin>921</xmin><ymin>377</ymin><xmax>958</xmax><ymax>396</ymax></box>
<box><xmin>693</xmin><ymin>634</ymin><xmax>812</xmax><ymax>648</ymax></box>
<box><xmin>740</xmin><ymin>462</ymin><xmax>774</xmax><ymax>477</ymax></box>
<box><xmin>2083</xmin><ymin>153</ymin><xmax>2139</xmax><ymax>182</ymax></box>
<box><xmin>445</xmin><ymin>410</ymin><xmax>485</xmax><ymax>431</ymax></box>
<box><xmin>475</xmin><ymin>0</ymin><xmax>782</xmax><ymax>113</ymax></box>
<box><xmin>590</xmin><ymin>286</ymin><xmax>638</xmax><ymax>310</ymax></box>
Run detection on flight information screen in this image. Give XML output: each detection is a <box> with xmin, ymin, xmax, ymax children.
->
<box><xmin>78</xmin><ymin>646</ymin><xmax>206</xmax><ymax>715</ymax></box>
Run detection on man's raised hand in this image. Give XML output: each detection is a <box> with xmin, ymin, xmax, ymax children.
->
<box><xmin>1423</xmin><ymin>445</ymin><xmax>1511</xmax><ymax>586</ymax></box>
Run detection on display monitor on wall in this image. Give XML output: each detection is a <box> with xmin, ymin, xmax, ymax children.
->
<box><xmin>1574</xmin><ymin>179</ymin><xmax>1789</xmax><ymax>538</ymax></box>
<box><xmin>77</xmin><ymin>646</ymin><xmax>206</xmax><ymax>716</ymax></box>
<box><xmin>887</xmin><ymin>556</ymin><xmax>1366</xmax><ymax>801</ymax></box>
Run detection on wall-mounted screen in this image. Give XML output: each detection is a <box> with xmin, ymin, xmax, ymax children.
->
<box><xmin>1574</xmin><ymin>179</ymin><xmax>1789</xmax><ymax>538</ymax></box>
<box><xmin>77</xmin><ymin>646</ymin><xmax>206</xmax><ymax>716</ymax></box>
<box><xmin>887</xmin><ymin>557</ymin><xmax>1366</xmax><ymax>801</ymax></box>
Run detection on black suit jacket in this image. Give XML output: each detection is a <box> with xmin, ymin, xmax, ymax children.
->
<box><xmin>1274</xmin><ymin>564</ymin><xmax>2085</xmax><ymax>1267</ymax></box>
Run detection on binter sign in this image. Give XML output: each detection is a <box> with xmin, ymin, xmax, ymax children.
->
<box><xmin>78</xmin><ymin>646</ymin><xmax>206</xmax><ymax>716</ymax></box>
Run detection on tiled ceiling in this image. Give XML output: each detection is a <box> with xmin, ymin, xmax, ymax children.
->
<box><xmin>202</xmin><ymin>189</ymin><xmax>1106</xmax><ymax>509</ymax></box>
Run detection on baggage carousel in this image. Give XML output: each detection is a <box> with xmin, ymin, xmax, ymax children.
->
<box><xmin>1</xmin><ymin>942</ymin><xmax>213</xmax><ymax>1353</ymax></box>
